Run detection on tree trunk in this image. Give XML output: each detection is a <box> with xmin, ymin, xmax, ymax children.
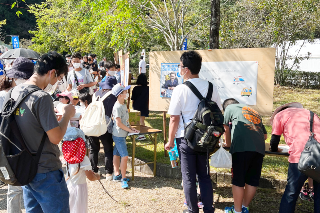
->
<box><xmin>209</xmin><ymin>0</ymin><xmax>220</xmax><ymax>49</ymax></box>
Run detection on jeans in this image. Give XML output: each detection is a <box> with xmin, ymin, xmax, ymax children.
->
<box><xmin>178</xmin><ymin>138</ymin><xmax>214</xmax><ymax>213</ymax></box>
<box><xmin>22</xmin><ymin>169</ymin><xmax>70</xmax><ymax>213</ymax></box>
<box><xmin>90</xmin><ymin>132</ymin><xmax>114</xmax><ymax>174</ymax></box>
<box><xmin>279</xmin><ymin>163</ymin><xmax>320</xmax><ymax>213</ymax></box>
<box><xmin>113</xmin><ymin>135</ymin><xmax>128</xmax><ymax>157</ymax></box>
<box><xmin>7</xmin><ymin>185</ymin><xmax>22</xmax><ymax>213</ymax></box>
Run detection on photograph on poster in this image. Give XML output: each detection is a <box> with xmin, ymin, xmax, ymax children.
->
<box><xmin>160</xmin><ymin>63</ymin><xmax>183</xmax><ymax>98</ymax></box>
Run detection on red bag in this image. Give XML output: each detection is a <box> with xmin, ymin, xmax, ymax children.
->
<box><xmin>62</xmin><ymin>138</ymin><xmax>86</xmax><ymax>164</ymax></box>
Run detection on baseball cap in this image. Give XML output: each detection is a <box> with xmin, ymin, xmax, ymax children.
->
<box><xmin>5</xmin><ymin>57</ymin><xmax>34</xmax><ymax>79</ymax></box>
<box><xmin>57</xmin><ymin>91</ymin><xmax>73</xmax><ymax>101</ymax></box>
<box><xmin>100</xmin><ymin>76</ymin><xmax>117</xmax><ymax>90</ymax></box>
<box><xmin>112</xmin><ymin>84</ymin><xmax>131</xmax><ymax>97</ymax></box>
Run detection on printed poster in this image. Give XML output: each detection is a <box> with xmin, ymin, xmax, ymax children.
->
<box><xmin>199</xmin><ymin>61</ymin><xmax>259</xmax><ymax>105</ymax></box>
<box><xmin>160</xmin><ymin>63</ymin><xmax>184</xmax><ymax>98</ymax></box>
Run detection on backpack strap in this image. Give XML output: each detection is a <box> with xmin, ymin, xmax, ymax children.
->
<box><xmin>310</xmin><ymin>111</ymin><xmax>314</xmax><ymax>133</ymax></box>
<box><xmin>99</xmin><ymin>91</ymin><xmax>112</xmax><ymax>102</ymax></box>
<box><xmin>183</xmin><ymin>81</ymin><xmax>204</xmax><ymax>101</ymax></box>
<box><xmin>73</xmin><ymin>70</ymin><xmax>79</xmax><ymax>86</ymax></box>
<box><xmin>206</xmin><ymin>82</ymin><xmax>213</xmax><ymax>100</ymax></box>
<box><xmin>2</xmin><ymin>86</ymin><xmax>42</xmax><ymax>116</ymax></box>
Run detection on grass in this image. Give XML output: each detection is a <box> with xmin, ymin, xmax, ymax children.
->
<box><xmin>126</xmin><ymin>85</ymin><xmax>320</xmax><ymax>180</ymax></box>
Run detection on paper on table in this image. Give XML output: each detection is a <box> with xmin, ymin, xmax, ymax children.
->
<box><xmin>128</xmin><ymin>132</ymin><xmax>140</xmax><ymax>136</ymax></box>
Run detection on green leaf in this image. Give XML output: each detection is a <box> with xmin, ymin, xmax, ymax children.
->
<box><xmin>11</xmin><ymin>2</ymin><xmax>17</xmax><ymax>9</ymax></box>
<box><xmin>16</xmin><ymin>11</ymin><xmax>23</xmax><ymax>18</ymax></box>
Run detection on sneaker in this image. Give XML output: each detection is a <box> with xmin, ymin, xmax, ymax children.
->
<box><xmin>299</xmin><ymin>188</ymin><xmax>310</xmax><ymax>201</ymax></box>
<box><xmin>136</xmin><ymin>135</ymin><xmax>146</xmax><ymax>140</ymax></box>
<box><xmin>225</xmin><ymin>206</ymin><xmax>235</xmax><ymax>213</ymax></box>
<box><xmin>122</xmin><ymin>177</ymin><xmax>130</xmax><ymax>182</ymax></box>
<box><xmin>113</xmin><ymin>174</ymin><xmax>122</xmax><ymax>182</ymax></box>
<box><xmin>197</xmin><ymin>201</ymin><xmax>204</xmax><ymax>209</ymax></box>
<box><xmin>105</xmin><ymin>173</ymin><xmax>113</xmax><ymax>181</ymax></box>
<box><xmin>121</xmin><ymin>180</ymin><xmax>129</xmax><ymax>189</ymax></box>
<box><xmin>309</xmin><ymin>188</ymin><xmax>314</xmax><ymax>201</ymax></box>
<box><xmin>242</xmin><ymin>206</ymin><xmax>249</xmax><ymax>213</ymax></box>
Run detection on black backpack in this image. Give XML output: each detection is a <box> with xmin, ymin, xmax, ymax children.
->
<box><xmin>183</xmin><ymin>81</ymin><xmax>224</xmax><ymax>153</ymax></box>
<box><xmin>0</xmin><ymin>86</ymin><xmax>46</xmax><ymax>186</ymax></box>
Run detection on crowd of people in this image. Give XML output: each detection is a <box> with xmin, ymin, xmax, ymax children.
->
<box><xmin>0</xmin><ymin>51</ymin><xmax>149</xmax><ymax>213</ymax></box>
<box><xmin>0</xmin><ymin>50</ymin><xmax>318</xmax><ymax>213</ymax></box>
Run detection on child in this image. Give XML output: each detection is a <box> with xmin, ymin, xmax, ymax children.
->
<box><xmin>111</xmin><ymin>84</ymin><xmax>139</xmax><ymax>189</ymax></box>
<box><xmin>62</xmin><ymin>131</ymin><xmax>100</xmax><ymax>213</ymax></box>
<box><xmin>223</xmin><ymin>98</ymin><xmax>267</xmax><ymax>213</ymax></box>
<box><xmin>55</xmin><ymin>91</ymin><xmax>73</xmax><ymax>113</ymax></box>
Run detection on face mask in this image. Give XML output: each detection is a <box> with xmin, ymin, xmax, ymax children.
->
<box><xmin>80</xmin><ymin>60</ymin><xmax>84</xmax><ymax>64</ymax></box>
<box><xmin>125</xmin><ymin>93</ymin><xmax>129</xmax><ymax>100</ymax></box>
<box><xmin>73</xmin><ymin>63</ymin><xmax>81</xmax><ymax>69</ymax></box>
<box><xmin>44</xmin><ymin>71</ymin><xmax>61</xmax><ymax>94</ymax></box>
<box><xmin>108</xmin><ymin>71</ymin><xmax>116</xmax><ymax>76</ymax></box>
<box><xmin>14</xmin><ymin>79</ymin><xmax>27</xmax><ymax>85</ymax></box>
<box><xmin>179</xmin><ymin>66</ymin><xmax>186</xmax><ymax>78</ymax></box>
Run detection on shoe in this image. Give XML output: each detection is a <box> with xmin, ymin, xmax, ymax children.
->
<box><xmin>197</xmin><ymin>201</ymin><xmax>204</xmax><ymax>209</ymax></box>
<box><xmin>225</xmin><ymin>206</ymin><xmax>235</xmax><ymax>213</ymax></box>
<box><xmin>242</xmin><ymin>206</ymin><xmax>249</xmax><ymax>213</ymax></box>
<box><xmin>122</xmin><ymin>177</ymin><xmax>130</xmax><ymax>182</ymax></box>
<box><xmin>136</xmin><ymin>135</ymin><xmax>146</xmax><ymax>140</ymax></box>
<box><xmin>105</xmin><ymin>173</ymin><xmax>113</xmax><ymax>181</ymax></box>
<box><xmin>309</xmin><ymin>188</ymin><xmax>314</xmax><ymax>201</ymax></box>
<box><xmin>299</xmin><ymin>188</ymin><xmax>310</xmax><ymax>201</ymax></box>
<box><xmin>121</xmin><ymin>179</ymin><xmax>129</xmax><ymax>189</ymax></box>
<box><xmin>113</xmin><ymin>174</ymin><xmax>122</xmax><ymax>182</ymax></box>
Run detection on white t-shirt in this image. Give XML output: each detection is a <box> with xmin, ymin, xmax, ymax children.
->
<box><xmin>66</xmin><ymin>156</ymin><xmax>92</xmax><ymax>185</ymax></box>
<box><xmin>139</xmin><ymin>60</ymin><xmax>146</xmax><ymax>74</ymax></box>
<box><xmin>67</xmin><ymin>69</ymin><xmax>93</xmax><ymax>90</ymax></box>
<box><xmin>167</xmin><ymin>78</ymin><xmax>222</xmax><ymax>138</ymax></box>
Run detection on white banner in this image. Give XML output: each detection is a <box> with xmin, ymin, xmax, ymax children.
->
<box><xmin>199</xmin><ymin>61</ymin><xmax>259</xmax><ymax>105</ymax></box>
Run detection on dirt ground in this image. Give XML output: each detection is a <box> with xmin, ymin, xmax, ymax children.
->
<box><xmin>0</xmin><ymin>148</ymin><xmax>315</xmax><ymax>213</ymax></box>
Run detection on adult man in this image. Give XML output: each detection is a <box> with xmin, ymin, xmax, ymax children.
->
<box><xmin>139</xmin><ymin>56</ymin><xmax>146</xmax><ymax>75</ymax></box>
<box><xmin>88</xmin><ymin>54</ymin><xmax>98</xmax><ymax>74</ymax></box>
<box><xmin>67</xmin><ymin>52</ymin><xmax>96</xmax><ymax>92</ymax></box>
<box><xmin>165</xmin><ymin>51</ymin><xmax>221</xmax><ymax>213</ymax></box>
<box><xmin>163</xmin><ymin>72</ymin><xmax>179</xmax><ymax>90</ymax></box>
<box><xmin>270</xmin><ymin>103</ymin><xmax>320</xmax><ymax>213</ymax></box>
<box><xmin>10</xmin><ymin>51</ymin><xmax>75</xmax><ymax>212</ymax></box>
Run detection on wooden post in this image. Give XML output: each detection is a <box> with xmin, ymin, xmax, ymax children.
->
<box><xmin>163</xmin><ymin>111</ymin><xmax>168</xmax><ymax>157</ymax></box>
<box><xmin>127</xmin><ymin>73</ymin><xmax>132</xmax><ymax>112</ymax></box>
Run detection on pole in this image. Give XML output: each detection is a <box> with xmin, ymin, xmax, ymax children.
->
<box><xmin>163</xmin><ymin>111</ymin><xmax>168</xmax><ymax>157</ymax></box>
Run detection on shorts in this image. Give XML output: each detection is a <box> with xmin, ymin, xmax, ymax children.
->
<box><xmin>140</xmin><ymin>109</ymin><xmax>149</xmax><ymax>117</ymax></box>
<box><xmin>112</xmin><ymin>135</ymin><xmax>128</xmax><ymax>157</ymax></box>
<box><xmin>231</xmin><ymin>151</ymin><xmax>264</xmax><ymax>187</ymax></box>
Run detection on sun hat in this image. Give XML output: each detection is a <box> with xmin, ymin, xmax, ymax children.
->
<box><xmin>5</xmin><ymin>57</ymin><xmax>34</xmax><ymax>79</ymax></box>
<box><xmin>111</xmin><ymin>83</ymin><xmax>131</xmax><ymax>97</ymax></box>
<box><xmin>62</xmin><ymin>137</ymin><xmax>86</xmax><ymax>164</ymax></box>
<box><xmin>270</xmin><ymin>102</ymin><xmax>303</xmax><ymax>125</ymax></box>
<box><xmin>57</xmin><ymin>91</ymin><xmax>73</xmax><ymax>101</ymax></box>
<box><xmin>100</xmin><ymin>76</ymin><xmax>117</xmax><ymax>90</ymax></box>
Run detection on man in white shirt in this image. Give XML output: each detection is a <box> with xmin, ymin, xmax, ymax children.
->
<box><xmin>165</xmin><ymin>51</ymin><xmax>221</xmax><ymax>213</ymax></box>
<box><xmin>139</xmin><ymin>56</ymin><xmax>146</xmax><ymax>75</ymax></box>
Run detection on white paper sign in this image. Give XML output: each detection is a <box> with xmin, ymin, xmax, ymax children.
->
<box><xmin>199</xmin><ymin>61</ymin><xmax>259</xmax><ymax>105</ymax></box>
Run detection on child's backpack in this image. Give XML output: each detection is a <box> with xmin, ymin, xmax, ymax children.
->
<box><xmin>0</xmin><ymin>86</ymin><xmax>47</xmax><ymax>186</ymax></box>
<box><xmin>80</xmin><ymin>91</ymin><xmax>112</xmax><ymax>136</ymax></box>
<box><xmin>183</xmin><ymin>81</ymin><xmax>224</xmax><ymax>153</ymax></box>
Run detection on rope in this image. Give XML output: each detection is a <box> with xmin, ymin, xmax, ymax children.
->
<box><xmin>98</xmin><ymin>180</ymin><xmax>118</xmax><ymax>202</ymax></box>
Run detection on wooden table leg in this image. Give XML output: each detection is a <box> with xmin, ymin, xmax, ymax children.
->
<box><xmin>153</xmin><ymin>133</ymin><xmax>157</xmax><ymax>177</ymax></box>
<box><xmin>132</xmin><ymin>135</ymin><xmax>136</xmax><ymax>181</ymax></box>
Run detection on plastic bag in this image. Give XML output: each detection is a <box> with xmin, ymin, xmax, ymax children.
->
<box><xmin>210</xmin><ymin>141</ymin><xmax>232</xmax><ymax>168</ymax></box>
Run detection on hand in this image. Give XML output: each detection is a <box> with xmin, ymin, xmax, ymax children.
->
<box><xmin>77</xmin><ymin>85</ymin><xmax>84</xmax><ymax>90</ymax></box>
<box><xmin>62</xmin><ymin>104</ymin><xmax>75</xmax><ymax>119</ymax></box>
<box><xmin>277</xmin><ymin>148</ymin><xmax>283</xmax><ymax>153</ymax></box>
<box><xmin>95</xmin><ymin>173</ymin><xmax>101</xmax><ymax>180</ymax></box>
<box><xmin>165</xmin><ymin>142</ymin><xmax>175</xmax><ymax>151</ymax></box>
<box><xmin>129</xmin><ymin>128</ymin><xmax>140</xmax><ymax>133</ymax></box>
